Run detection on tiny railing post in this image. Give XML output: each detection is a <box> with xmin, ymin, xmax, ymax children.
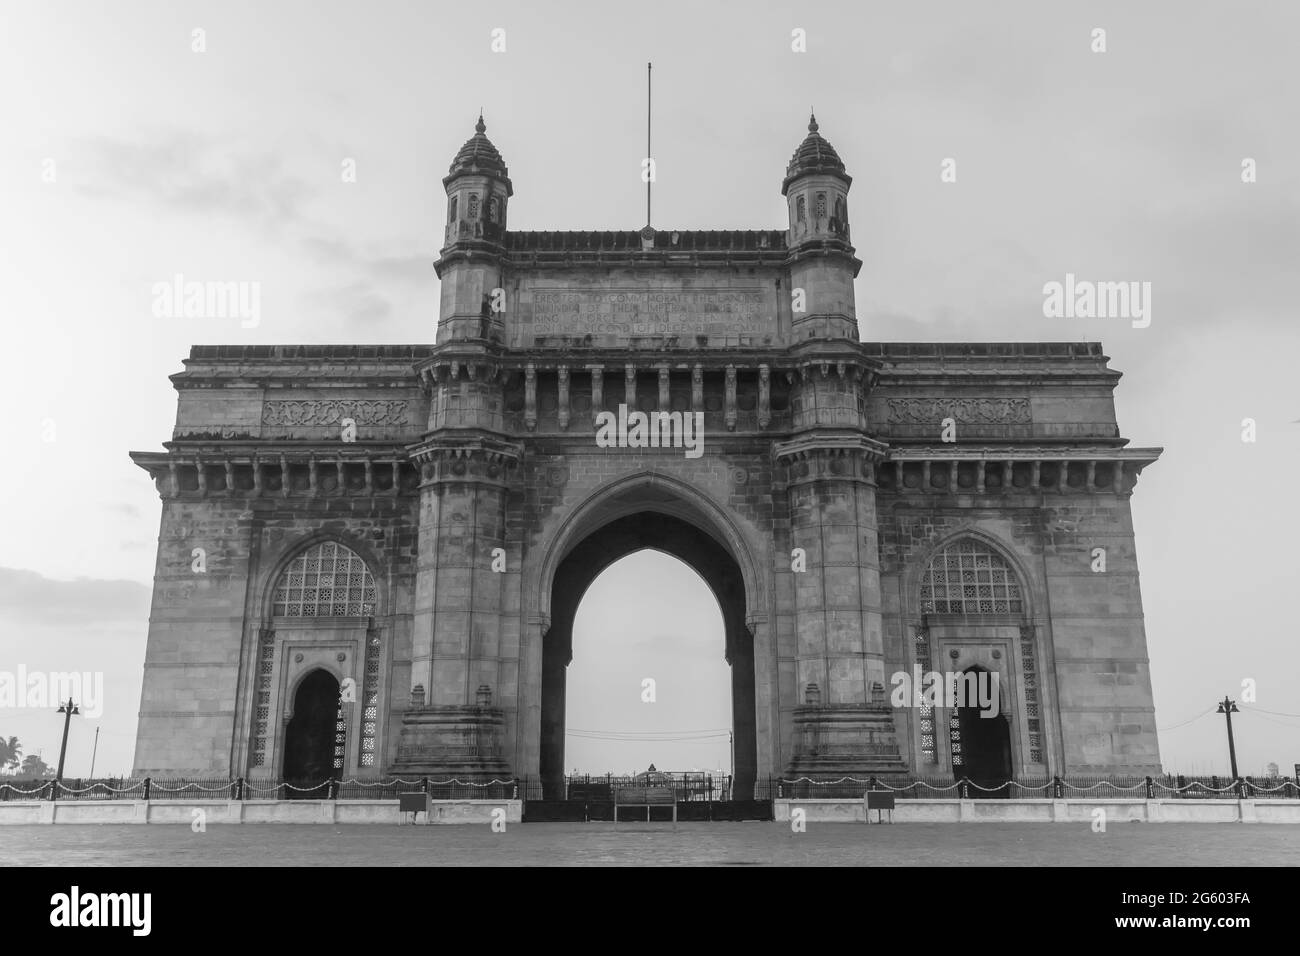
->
<box><xmin>49</xmin><ymin>780</ymin><xmax>58</xmax><ymax>802</ymax></box>
<box><xmin>421</xmin><ymin>776</ymin><xmax>429</xmax><ymax>795</ymax></box>
<box><xmin>958</xmin><ymin>777</ymin><xmax>969</xmax><ymax>800</ymax></box>
<box><xmin>280</xmin><ymin>781</ymin><xmax>286</xmax><ymax>800</ymax></box>
<box><xmin>143</xmin><ymin>776</ymin><xmax>151</xmax><ymax>801</ymax></box>
<box><xmin>237</xmin><ymin>777</ymin><xmax>245</xmax><ymax>801</ymax></box>
<box><xmin>1211</xmin><ymin>774</ymin><xmax>1220</xmax><ymax>793</ymax></box>
<box><xmin>1145</xmin><ymin>775</ymin><xmax>1154</xmax><ymax>799</ymax></box>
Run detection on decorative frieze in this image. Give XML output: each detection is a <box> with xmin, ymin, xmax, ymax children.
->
<box><xmin>262</xmin><ymin>399</ymin><xmax>408</xmax><ymax>427</ymax></box>
<box><xmin>887</xmin><ymin>398</ymin><xmax>1031</xmax><ymax>425</ymax></box>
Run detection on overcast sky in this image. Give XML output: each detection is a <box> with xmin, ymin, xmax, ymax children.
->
<box><xmin>1</xmin><ymin>0</ymin><xmax>1296</xmax><ymax>778</ymax></box>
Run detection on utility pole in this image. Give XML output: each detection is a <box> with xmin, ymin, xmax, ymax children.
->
<box><xmin>55</xmin><ymin>698</ymin><xmax>80</xmax><ymax>783</ymax></box>
<box><xmin>89</xmin><ymin>726</ymin><xmax>101</xmax><ymax>779</ymax></box>
<box><xmin>1216</xmin><ymin>696</ymin><xmax>1240</xmax><ymax>788</ymax></box>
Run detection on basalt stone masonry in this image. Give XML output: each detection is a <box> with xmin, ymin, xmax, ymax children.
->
<box><xmin>131</xmin><ymin>114</ymin><xmax>1162</xmax><ymax>793</ymax></box>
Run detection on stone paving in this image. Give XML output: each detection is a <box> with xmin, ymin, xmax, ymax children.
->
<box><xmin>3</xmin><ymin>822</ymin><xmax>1297</xmax><ymax>866</ymax></box>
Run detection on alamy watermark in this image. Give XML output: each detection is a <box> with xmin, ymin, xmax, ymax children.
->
<box><xmin>1042</xmin><ymin>273</ymin><xmax>1151</xmax><ymax>328</ymax></box>
<box><xmin>889</xmin><ymin>666</ymin><xmax>1000</xmax><ymax>717</ymax></box>
<box><xmin>151</xmin><ymin>273</ymin><xmax>261</xmax><ymax>328</ymax></box>
<box><xmin>0</xmin><ymin>667</ymin><xmax>103</xmax><ymax>718</ymax></box>
<box><xmin>594</xmin><ymin>403</ymin><xmax>704</xmax><ymax>459</ymax></box>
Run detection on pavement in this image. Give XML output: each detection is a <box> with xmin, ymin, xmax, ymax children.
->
<box><xmin>4</xmin><ymin>821</ymin><xmax>1298</xmax><ymax>866</ymax></box>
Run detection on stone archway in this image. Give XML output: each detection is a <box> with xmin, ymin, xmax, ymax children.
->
<box><xmin>539</xmin><ymin>511</ymin><xmax>756</xmax><ymax>800</ymax></box>
<box><xmin>283</xmin><ymin>669</ymin><xmax>342</xmax><ymax>787</ymax></box>
<box><xmin>953</xmin><ymin>665</ymin><xmax>1013</xmax><ymax>797</ymax></box>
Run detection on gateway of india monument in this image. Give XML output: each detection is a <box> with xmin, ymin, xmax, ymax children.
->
<box><xmin>130</xmin><ymin>113</ymin><xmax>1162</xmax><ymax>798</ymax></box>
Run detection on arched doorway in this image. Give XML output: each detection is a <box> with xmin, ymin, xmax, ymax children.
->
<box><xmin>540</xmin><ymin>511</ymin><xmax>756</xmax><ymax>800</ymax></box>
<box><xmin>283</xmin><ymin>670</ymin><xmax>343</xmax><ymax>793</ymax></box>
<box><xmin>953</xmin><ymin>666</ymin><xmax>1013</xmax><ymax>798</ymax></box>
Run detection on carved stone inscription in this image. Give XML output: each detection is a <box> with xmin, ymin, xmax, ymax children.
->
<box><xmin>525</xmin><ymin>288</ymin><xmax>769</xmax><ymax>339</ymax></box>
<box><xmin>262</xmin><ymin>400</ymin><xmax>409</xmax><ymax>427</ymax></box>
<box><xmin>888</xmin><ymin>398</ymin><xmax>1031</xmax><ymax>424</ymax></box>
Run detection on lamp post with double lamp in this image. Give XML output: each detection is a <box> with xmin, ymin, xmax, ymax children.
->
<box><xmin>55</xmin><ymin>698</ymin><xmax>80</xmax><ymax>795</ymax></box>
<box><xmin>1216</xmin><ymin>697</ymin><xmax>1240</xmax><ymax>796</ymax></box>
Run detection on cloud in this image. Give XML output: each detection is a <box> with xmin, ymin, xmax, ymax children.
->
<box><xmin>75</xmin><ymin>129</ymin><xmax>318</xmax><ymax>232</ymax></box>
<box><xmin>301</xmin><ymin>280</ymin><xmax>394</xmax><ymax>325</ymax></box>
<box><xmin>0</xmin><ymin>568</ymin><xmax>150</xmax><ymax>627</ymax></box>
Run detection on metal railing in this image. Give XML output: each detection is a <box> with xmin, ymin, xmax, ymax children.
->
<box><xmin>3</xmin><ymin>771</ymin><xmax>1295</xmax><ymax>802</ymax></box>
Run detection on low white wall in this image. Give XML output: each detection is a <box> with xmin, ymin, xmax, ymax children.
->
<box><xmin>0</xmin><ymin>799</ymin><xmax>523</xmax><ymax>825</ymax></box>
<box><xmin>772</xmin><ymin>798</ymin><xmax>1300</xmax><ymax>823</ymax></box>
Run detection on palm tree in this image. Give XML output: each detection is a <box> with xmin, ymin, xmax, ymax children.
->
<box><xmin>0</xmin><ymin>736</ymin><xmax>21</xmax><ymax>774</ymax></box>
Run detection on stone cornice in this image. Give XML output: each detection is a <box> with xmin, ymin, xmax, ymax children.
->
<box><xmin>129</xmin><ymin>449</ymin><xmax>418</xmax><ymax>499</ymax></box>
<box><xmin>774</xmin><ymin>431</ymin><xmax>891</xmax><ymax>465</ymax></box>
<box><xmin>886</xmin><ymin>445</ymin><xmax>1161</xmax><ymax>463</ymax></box>
<box><xmin>875</xmin><ymin>448</ymin><xmax>1161</xmax><ymax>495</ymax></box>
<box><xmin>405</xmin><ymin>431</ymin><xmax>523</xmax><ymax>467</ymax></box>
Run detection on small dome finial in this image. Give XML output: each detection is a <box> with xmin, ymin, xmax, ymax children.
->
<box><xmin>808</xmin><ymin>110</ymin><xmax>818</xmax><ymax>133</ymax></box>
<box><xmin>475</xmin><ymin>111</ymin><xmax>485</xmax><ymax>134</ymax></box>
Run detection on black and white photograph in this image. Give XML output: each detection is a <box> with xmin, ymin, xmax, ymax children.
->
<box><xmin>0</xmin><ymin>0</ymin><xmax>1296</xmax><ymax>932</ymax></box>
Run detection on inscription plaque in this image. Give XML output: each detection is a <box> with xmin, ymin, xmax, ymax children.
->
<box><xmin>520</xmin><ymin>287</ymin><xmax>771</xmax><ymax>342</ymax></box>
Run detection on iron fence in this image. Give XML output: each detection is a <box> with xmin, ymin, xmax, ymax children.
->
<box><xmin>2</xmin><ymin>771</ymin><xmax>1295</xmax><ymax>802</ymax></box>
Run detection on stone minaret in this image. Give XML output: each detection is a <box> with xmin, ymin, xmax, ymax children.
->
<box><xmin>778</xmin><ymin>114</ymin><xmax>904</xmax><ymax>778</ymax></box>
<box><xmin>436</xmin><ymin>113</ymin><xmax>512</xmax><ymax>343</ymax></box>
<box><xmin>395</xmin><ymin>115</ymin><xmax>521</xmax><ymax>781</ymax></box>
<box><xmin>783</xmin><ymin>113</ymin><xmax>858</xmax><ymax>342</ymax></box>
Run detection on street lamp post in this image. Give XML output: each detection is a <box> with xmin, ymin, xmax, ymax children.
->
<box><xmin>1216</xmin><ymin>696</ymin><xmax>1240</xmax><ymax>795</ymax></box>
<box><xmin>55</xmin><ymin>698</ymin><xmax>80</xmax><ymax>785</ymax></box>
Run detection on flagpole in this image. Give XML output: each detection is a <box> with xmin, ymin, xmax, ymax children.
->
<box><xmin>646</xmin><ymin>61</ymin><xmax>652</xmax><ymax>227</ymax></box>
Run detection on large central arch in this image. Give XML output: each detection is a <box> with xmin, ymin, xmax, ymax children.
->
<box><xmin>535</xmin><ymin>474</ymin><xmax>761</xmax><ymax>800</ymax></box>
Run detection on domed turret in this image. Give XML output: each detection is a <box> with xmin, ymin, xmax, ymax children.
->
<box><xmin>442</xmin><ymin>113</ymin><xmax>513</xmax><ymax>251</ymax></box>
<box><xmin>783</xmin><ymin>112</ymin><xmax>852</xmax><ymax>245</ymax></box>
<box><xmin>436</xmin><ymin>114</ymin><xmax>514</xmax><ymax>343</ymax></box>
<box><xmin>781</xmin><ymin>113</ymin><xmax>860</xmax><ymax>341</ymax></box>
<box><xmin>782</xmin><ymin>112</ymin><xmax>849</xmax><ymax>194</ymax></box>
<box><xmin>446</xmin><ymin>114</ymin><xmax>513</xmax><ymax>184</ymax></box>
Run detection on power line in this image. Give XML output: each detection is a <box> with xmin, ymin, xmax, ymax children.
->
<box><xmin>1240</xmin><ymin>705</ymin><xmax>1300</xmax><ymax>719</ymax></box>
<box><xmin>1157</xmin><ymin>707</ymin><xmax>1214</xmax><ymax>732</ymax></box>
<box><xmin>566</xmin><ymin>727</ymin><xmax>728</xmax><ymax>736</ymax></box>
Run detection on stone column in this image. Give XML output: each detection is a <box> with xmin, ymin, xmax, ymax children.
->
<box><xmin>524</xmin><ymin>364</ymin><xmax>537</xmax><ymax>432</ymax></box>
<box><xmin>778</xmin><ymin>436</ymin><xmax>904</xmax><ymax>778</ymax></box>
<box><xmin>725</xmin><ymin>365</ymin><xmax>737</xmax><ymax>431</ymax></box>
<box><xmin>588</xmin><ymin>365</ymin><xmax>603</xmax><ymax>424</ymax></box>
<box><xmin>557</xmin><ymin>366</ymin><xmax>570</xmax><ymax>431</ymax></box>
<box><xmin>397</xmin><ymin>444</ymin><xmax>518</xmax><ymax>782</ymax></box>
